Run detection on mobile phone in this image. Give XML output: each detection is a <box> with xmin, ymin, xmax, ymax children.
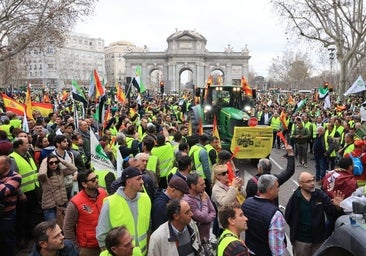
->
<box><xmin>235</xmin><ymin>169</ymin><xmax>240</xmax><ymax>177</ymax></box>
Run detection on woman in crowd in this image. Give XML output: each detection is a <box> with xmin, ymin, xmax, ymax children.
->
<box><xmin>37</xmin><ymin>154</ymin><xmax>77</xmax><ymax>221</ymax></box>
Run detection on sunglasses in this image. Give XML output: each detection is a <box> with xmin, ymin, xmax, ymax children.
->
<box><xmin>219</xmin><ymin>171</ymin><xmax>229</xmax><ymax>176</ymax></box>
<box><xmin>87</xmin><ymin>175</ymin><xmax>99</xmax><ymax>182</ymax></box>
<box><xmin>48</xmin><ymin>161</ymin><xmax>60</xmax><ymax>165</ymax></box>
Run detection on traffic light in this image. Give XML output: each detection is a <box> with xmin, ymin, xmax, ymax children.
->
<box><xmin>160</xmin><ymin>81</ymin><xmax>164</xmax><ymax>94</ymax></box>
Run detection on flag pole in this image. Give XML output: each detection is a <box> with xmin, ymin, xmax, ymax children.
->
<box><xmin>125</xmin><ymin>78</ymin><xmax>133</xmax><ymax>110</ymax></box>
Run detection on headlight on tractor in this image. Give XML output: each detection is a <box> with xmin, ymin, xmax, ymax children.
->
<box><xmin>204</xmin><ymin>105</ymin><xmax>212</xmax><ymax>113</ymax></box>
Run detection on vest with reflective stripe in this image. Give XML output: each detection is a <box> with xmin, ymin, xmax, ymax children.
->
<box><xmin>0</xmin><ymin>124</ymin><xmax>13</xmax><ymax>140</ymax></box>
<box><xmin>9</xmin><ymin>151</ymin><xmax>38</xmax><ymax>193</ymax></box>
<box><xmin>146</xmin><ymin>155</ymin><xmax>158</xmax><ymax>173</ymax></box>
<box><xmin>204</xmin><ymin>144</ymin><xmax>216</xmax><ymax>166</ymax></box>
<box><xmin>217</xmin><ymin>229</ymin><xmax>244</xmax><ymax>256</ymax></box>
<box><xmin>108</xmin><ymin>193</ymin><xmax>151</xmax><ymax>256</ymax></box>
<box><xmin>189</xmin><ymin>145</ymin><xmax>206</xmax><ymax>178</ymax></box>
<box><xmin>10</xmin><ymin>119</ymin><xmax>22</xmax><ymax>129</ymax></box>
<box><xmin>126</xmin><ymin>136</ymin><xmax>134</xmax><ymax>149</ymax></box>
<box><xmin>166</xmin><ymin>166</ymin><xmax>178</xmax><ymax>183</ymax></box>
<box><xmin>151</xmin><ymin>144</ymin><xmax>174</xmax><ymax>178</ymax></box>
<box><xmin>270</xmin><ymin>117</ymin><xmax>281</xmax><ymax>131</ymax></box>
<box><xmin>94</xmin><ymin>170</ymin><xmax>116</xmax><ymax>192</ymax></box>
<box><xmin>325</xmin><ymin>128</ymin><xmax>337</xmax><ymax>157</ymax></box>
<box><xmin>344</xmin><ymin>144</ymin><xmax>355</xmax><ymax>156</ymax></box>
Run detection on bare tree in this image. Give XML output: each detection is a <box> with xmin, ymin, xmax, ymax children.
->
<box><xmin>0</xmin><ymin>0</ymin><xmax>97</xmax><ymax>62</ymax></box>
<box><xmin>269</xmin><ymin>51</ymin><xmax>312</xmax><ymax>90</ymax></box>
<box><xmin>272</xmin><ymin>0</ymin><xmax>366</xmax><ymax>98</ymax></box>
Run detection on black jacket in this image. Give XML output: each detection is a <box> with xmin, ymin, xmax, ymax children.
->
<box><xmin>285</xmin><ymin>187</ymin><xmax>343</xmax><ymax>243</ymax></box>
<box><xmin>246</xmin><ymin>156</ymin><xmax>295</xmax><ymax>204</ymax></box>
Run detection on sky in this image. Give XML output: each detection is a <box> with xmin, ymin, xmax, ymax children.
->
<box><xmin>74</xmin><ymin>0</ymin><xmax>291</xmax><ymax>77</ymax></box>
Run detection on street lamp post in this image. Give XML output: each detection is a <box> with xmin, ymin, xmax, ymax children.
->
<box><xmin>328</xmin><ymin>47</ymin><xmax>335</xmax><ymax>84</ymax></box>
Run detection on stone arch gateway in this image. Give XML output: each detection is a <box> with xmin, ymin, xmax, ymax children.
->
<box><xmin>124</xmin><ymin>29</ymin><xmax>250</xmax><ymax>93</ymax></box>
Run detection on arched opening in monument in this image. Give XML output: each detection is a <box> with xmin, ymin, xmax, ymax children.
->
<box><xmin>210</xmin><ymin>69</ymin><xmax>225</xmax><ymax>85</ymax></box>
<box><xmin>150</xmin><ymin>69</ymin><xmax>164</xmax><ymax>94</ymax></box>
<box><xmin>180</xmin><ymin>69</ymin><xmax>194</xmax><ymax>91</ymax></box>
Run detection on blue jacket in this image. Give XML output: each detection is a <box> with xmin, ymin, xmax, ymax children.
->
<box><xmin>29</xmin><ymin>239</ymin><xmax>78</xmax><ymax>256</ymax></box>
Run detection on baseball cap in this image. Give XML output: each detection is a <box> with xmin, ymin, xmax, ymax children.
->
<box><xmin>168</xmin><ymin>177</ymin><xmax>189</xmax><ymax>194</ymax></box>
<box><xmin>121</xmin><ymin>167</ymin><xmax>141</xmax><ymax>184</ymax></box>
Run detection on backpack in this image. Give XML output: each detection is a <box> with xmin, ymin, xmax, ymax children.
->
<box><xmin>350</xmin><ymin>153</ymin><xmax>365</xmax><ymax>176</ymax></box>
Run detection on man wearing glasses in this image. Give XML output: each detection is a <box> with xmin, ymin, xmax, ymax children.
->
<box><xmin>63</xmin><ymin>169</ymin><xmax>108</xmax><ymax>256</ymax></box>
<box><xmin>285</xmin><ymin>172</ymin><xmax>345</xmax><ymax>256</ymax></box>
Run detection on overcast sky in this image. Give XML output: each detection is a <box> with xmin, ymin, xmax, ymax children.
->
<box><xmin>74</xmin><ymin>0</ymin><xmax>291</xmax><ymax>77</ymax></box>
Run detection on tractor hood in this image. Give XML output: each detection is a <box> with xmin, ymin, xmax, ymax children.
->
<box><xmin>221</xmin><ymin>107</ymin><xmax>251</xmax><ymax>120</ymax></box>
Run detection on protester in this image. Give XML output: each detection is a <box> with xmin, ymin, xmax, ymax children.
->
<box><xmin>29</xmin><ymin>220</ymin><xmax>78</xmax><ymax>256</ymax></box>
<box><xmin>0</xmin><ymin>155</ymin><xmax>22</xmax><ymax>256</ymax></box>
<box><xmin>63</xmin><ymin>169</ymin><xmax>108</xmax><ymax>256</ymax></box>
<box><xmin>285</xmin><ymin>172</ymin><xmax>345</xmax><ymax>256</ymax></box>
<box><xmin>148</xmin><ymin>199</ymin><xmax>202</xmax><ymax>256</ymax></box>
<box><xmin>242</xmin><ymin>174</ymin><xmax>287</xmax><ymax>256</ymax></box>
<box><xmin>217</xmin><ymin>202</ymin><xmax>249</xmax><ymax>256</ymax></box>
<box><xmin>100</xmin><ymin>226</ymin><xmax>134</xmax><ymax>256</ymax></box>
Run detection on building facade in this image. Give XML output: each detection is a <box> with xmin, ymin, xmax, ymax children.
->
<box><xmin>17</xmin><ymin>33</ymin><xmax>105</xmax><ymax>89</ymax></box>
<box><xmin>104</xmin><ymin>41</ymin><xmax>144</xmax><ymax>87</ymax></box>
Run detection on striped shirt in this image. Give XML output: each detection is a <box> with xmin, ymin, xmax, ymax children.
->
<box><xmin>0</xmin><ymin>170</ymin><xmax>22</xmax><ymax>212</ymax></box>
<box><xmin>268</xmin><ymin>210</ymin><xmax>286</xmax><ymax>256</ymax></box>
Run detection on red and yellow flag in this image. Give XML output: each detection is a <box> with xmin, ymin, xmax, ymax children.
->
<box><xmin>61</xmin><ymin>90</ymin><xmax>69</xmax><ymax>101</ymax></box>
<box><xmin>116</xmin><ymin>82</ymin><xmax>126</xmax><ymax>104</ymax></box>
<box><xmin>1</xmin><ymin>94</ymin><xmax>25</xmax><ymax>115</ymax></box>
<box><xmin>288</xmin><ymin>94</ymin><xmax>295</xmax><ymax>105</ymax></box>
<box><xmin>31</xmin><ymin>102</ymin><xmax>53</xmax><ymax>117</ymax></box>
<box><xmin>213</xmin><ymin>115</ymin><xmax>222</xmax><ymax>149</ymax></box>
<box><xmin>241</xmin><ymin>76</ymin><xmax>252</xmax><ymax>96</ymax></box>
<box><xmin>204</xmin><ymin>75</ymin><xmax>213</xmax><ymax>100</ymax></box>
<box><xmin>25</xmin><ymin>84</ymin><xmax>34</xmax><ymax>120</ymax></box>
<box><xmin>279</xmin><ymin>110</ymin><xmax>287</xmax><ymax>130</ymax></box>
<box><xmin>198</xmin><ymin>118</ymin><xmax>203</xmax><ymax>135</ymax></box>
<box><xmin>94</xmin><ymin>69</ymin><xmax>105</xmax><ymax>99</ymax></box>
<box><xmin>103</xmin><ymin>106</ymin><xmax>111</xmax><ymax>128</ymax></box>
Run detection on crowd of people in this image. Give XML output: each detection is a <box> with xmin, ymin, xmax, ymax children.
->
<box><xmin>0</xmin><ymin>88</ymin><xmax>366</xmax><ymax>256</ymax></box>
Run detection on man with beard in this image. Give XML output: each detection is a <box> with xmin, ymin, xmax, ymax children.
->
<box><xmin>96</xmin><ymin>166</ymin><xmax>151</xmax><ymax>256</ymax></box>
<box><xmin>285</xmin><ymin>172</ymin><xmax>344</xmax><ymax>256</ymax></box>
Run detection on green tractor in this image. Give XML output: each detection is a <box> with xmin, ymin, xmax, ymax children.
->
<box><xmin>189</xmin><ymin>84</ymin><xmax>273</xmax><ymax>161</ymax></box>
<box><xmin>190</xmin><ymin>84</ymin><xmax>255</xmax><ymax>149</ymax></box>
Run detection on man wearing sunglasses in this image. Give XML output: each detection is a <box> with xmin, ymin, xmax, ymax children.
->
<box><xmin>63</xmin><ymin>169</ymin><xmax>108</xmax><ymax>256</ymax></box>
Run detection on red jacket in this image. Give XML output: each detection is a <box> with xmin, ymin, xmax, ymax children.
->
<box><xmin>70</xmin><ymin>188</ymin><xmax>107</xmax><ymax>247</ymax></box>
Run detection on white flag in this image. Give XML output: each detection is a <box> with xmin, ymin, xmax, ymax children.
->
<box><xmin>344</xmin><ymin>75</ymin><xmax>366</xmax><ymax>96</ymax></box>
<box><xmin>90</xmin><ymin>131</ymin><xmax>116</xmax><ymax>174</ymax></box>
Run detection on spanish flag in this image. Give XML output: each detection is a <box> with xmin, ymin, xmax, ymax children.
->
<box><xmin>116</xmin><ymin>82</ymin><xmax>126</xmax><ymax>104</ymax></box>
<box><xmin>1</xmin><ymin>94</ymin><xmax>25</xmax><ymax>116</ymax></box>
<box><xmin>94</xmin><ymin>69</ymin><xmax>105</xmax><ymax>100</ymax></box>
<box><xmin>241</xmin><ymin>76</ymin><xmax>252</xmax><ymax>96</ymax></box>
<box><xmin>31</xmin><ymin>102</ymin><xmax>53</xmax><ymax>117</ymax></box>
<box><xmin>279</xmin><ymin>110</ymin><xmax>288</xmax><ymax>130</ymax></box>
<box><xmin>213</xmin><ymin>115</ymin><xmax>221</xmax><ymax>149</ymax></box>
